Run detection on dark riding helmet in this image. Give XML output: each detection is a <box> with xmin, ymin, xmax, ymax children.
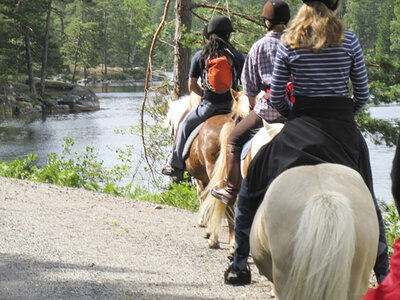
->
<box><xmin>207</xmin><ymin>15</ymin><xmax>235</xmax><ymax>35</ymax></box>
<box><xmin>262</xmin><ymin>0</ymin><xmax>291</xmax><ymax>26</ymax></box>
<box><xmin>302</xmin><ymin>0</ymin><xmax>339</xmax><ymax>11</ymax></box>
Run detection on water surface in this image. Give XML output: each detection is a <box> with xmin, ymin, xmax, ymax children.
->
<box><xmin>0</xmin><ymin>88</ymin><xmax>398</xmax><ymax>203</ymax></box>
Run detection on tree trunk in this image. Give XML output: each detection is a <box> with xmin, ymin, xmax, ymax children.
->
<box><xmin>103</xmin><ymin>8</ymin><xmax>108</xmax><ymax>77</ymax></box>
<box><xmin>172</xmin><ymin>0</ymin><xmax>192</xmax><ymax>100</ymax></box>
<box><xmin>60</xmin><ymin>13</ymin><xmax>65</xmax><ymax>36</ymax></box>
<box><xmin>72</xmin><ymin>29</ymin><xmax>81</xmax><ymax>84</ymax></box>
<box><xmin>24</xmin><ymin>28</ymin><xmax>36</xmax><ymax>95</ymax></box>
<box><xmin>130</xmin><ymin>47</ymin><xmax>136</xmax><ymax>70</ymax></box>
<box><xmin>40</xmin><ymin>0</ymin><xmax>52</xmax><ymax>98</ymax></box>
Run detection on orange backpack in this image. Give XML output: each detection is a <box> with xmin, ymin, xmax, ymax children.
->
<box><xmin>203</xmin><ymin>49</ymin><xmax>237</xmax><ymax>95</ymax></box>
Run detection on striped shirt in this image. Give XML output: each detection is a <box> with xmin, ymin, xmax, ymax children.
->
<box><xmin>241</xmin><ymin>32</ymin><xmax>282</xmax><ymax>121</ymax></box>
<box><xmin>270</xmin><ymin>30</ymin><xmax>370</xmax><ymax>116</ymax></box>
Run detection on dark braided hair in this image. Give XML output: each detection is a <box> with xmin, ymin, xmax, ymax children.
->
<box><xmin>199</xmin><ymin>33</ymin><xmax>237</xmax><ymax>70</ymax></box>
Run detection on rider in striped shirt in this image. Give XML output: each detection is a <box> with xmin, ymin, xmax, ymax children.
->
<box><xmin>270</xmin><ymin>30</ymin><xmax>370</xmax><ymax>115</ymax></box>
<box><xmin>229</xmin><ymin>0</ymin><xmax>390</xmax><ymax>286</ymax></box>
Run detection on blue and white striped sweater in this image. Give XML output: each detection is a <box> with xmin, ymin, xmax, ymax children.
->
<box><xmin>270</xmin><ymin>30</ymin><xmax>369</xmax><ymax>116</ymax></box>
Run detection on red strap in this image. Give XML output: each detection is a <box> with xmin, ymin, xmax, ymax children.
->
<box><xmin>264</xmin><ymin>82</ymin><xmax>295</xmax><ymax>103</ymax></box>
<box><xmin>286</xmin><ymin>81</ymin><xmax>295</xmax><ymax>103</ymax></box>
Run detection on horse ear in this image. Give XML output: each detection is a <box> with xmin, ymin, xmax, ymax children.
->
<box><xmin>230</xmin><ymin>88</ymin><xmax>238</xmax><ymax>101</ymax></box>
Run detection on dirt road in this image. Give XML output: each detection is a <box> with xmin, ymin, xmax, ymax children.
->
<box><xmin>0</xmin><ymin>177</ymin><xmax>272</xmax><ymax>299</ymax></box>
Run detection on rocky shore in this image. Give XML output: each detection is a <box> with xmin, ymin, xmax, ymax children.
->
<box><xmin>0</xmin><ymin>80</ymin><xmax>100</xmax><ymax>117</ymax></box>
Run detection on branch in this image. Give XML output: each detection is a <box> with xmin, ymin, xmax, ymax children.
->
<box><xmin>191</xmin><ymin>10</ymin><xmax>208</xmax><ymax>23</ymax></box>
<box><xmin>158</xmin><ymin>38</ymin><xmax>175</xmax><ymax>48</ymax></box>
<box><xmin>140</xmin><ymin>0</ymin><xmax>172</xmax><ymax>188</ymax></box>
<box><xmin>191</xmin><ymin>3</ymin><xmax>263</xmax><ymax>26</ymax></box>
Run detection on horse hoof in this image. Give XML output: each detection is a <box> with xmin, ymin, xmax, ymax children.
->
<box><xmin>198</xmin><ymin>218</ymin><xmax>206</xmax><ymax>227</ymax></box>
<box><xmin>270</xmin><ymin>287</ymin><xmax>276</xmax><ymax>298</ymax></box>
<box><xmin>208</xmin><ymin>239</ymin><xmax>220</xmax><ymax>249</ymax></box>
<box><xmin>204</xmin><ymin>231</ymin><xmax>210</xmax><ymax>239</ymax></box>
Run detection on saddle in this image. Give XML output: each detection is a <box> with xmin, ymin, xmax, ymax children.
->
<box><xmin>182</xmin><ymin>123</ymin><xmax>203</xmax><ymax>160</ymax></box>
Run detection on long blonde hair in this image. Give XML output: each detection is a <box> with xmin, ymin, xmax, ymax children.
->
<box><xmin>282</xmin><ymin>1</ymin><xmax>344</xmax><ymax>52</ymax></box>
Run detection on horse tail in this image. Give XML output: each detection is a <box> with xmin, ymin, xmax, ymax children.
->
<box><xmin>199</xmin><ymin>120</ymin><xmax>235</xmax><ymax>230</ymax></box>
<box><xmin>283</xmin><ymin>191</ymin><xmax>356</xmax><ymax>300</ymax></box>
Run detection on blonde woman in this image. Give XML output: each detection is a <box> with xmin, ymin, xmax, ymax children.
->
<box><xmin>225</xmin><ymin>0</ymin><xmax>390</xmax><ymax>286</ymax></box>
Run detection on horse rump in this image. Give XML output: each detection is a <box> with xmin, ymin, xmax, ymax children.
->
<box><xmin>250</xmin><ymin>163</ymin><xmax>379</xmax><ymax>300</ymax></box>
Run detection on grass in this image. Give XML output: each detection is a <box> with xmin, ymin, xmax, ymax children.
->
<box><xmin>128</xmin><ymin>181</ymin><xmax>199</xmax><ymax>212</ymax></box>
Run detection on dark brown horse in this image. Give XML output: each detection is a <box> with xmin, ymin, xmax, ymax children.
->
<box><xmin>167</xmin><ymin>90</ymin><xmax>249</xmax><ymax>252</ymax></box>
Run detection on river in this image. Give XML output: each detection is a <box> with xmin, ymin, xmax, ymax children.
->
<box><xmin>0</xmin><ymin>86</ymin><xmax>398</xmax><ymax>203</ymax></box>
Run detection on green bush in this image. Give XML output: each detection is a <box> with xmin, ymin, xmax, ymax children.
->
<box><xmin>0</xmin><ymin>138</ymin><xmax>130</xmax><ymax>193</ymax></box>
<box><xmin>129</xmin><ymin>181</ymin><xmax>199</xmax><ymax>212</ymax></box>
<box><xmin>379</xmin><ymin>199</ymin><xmax>400</xmax><ymax>257</ymax></box>
<box><xmin>366</xmin><ymin>55</ymin><xmax>400</xmax><ymax>104</ymax></box>
<box><xmin>0</xmin><ymin>137</ymin><xmax>199</xmax><ymax>212</ymax></box>
<box><xmin>356</xmin><ymin>110</ymin><xmax>400</xmax><ymax>146</ymax></box>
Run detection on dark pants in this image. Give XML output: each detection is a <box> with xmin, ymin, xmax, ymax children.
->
<box><xmin>232</xmin><ymin>97</ymin><xmax>389</xmax><ymax>282</ymax></box>
<box><xmin>227</xmin><ymin>110</ymin><xmax>263</xmax><ymax>147</ymax></box>
<box><xmin>168</xmin><ymin>99</ymin><xmax>231</xmax><ymax>170</ymax></box>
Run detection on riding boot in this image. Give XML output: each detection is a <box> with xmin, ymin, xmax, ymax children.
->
<box><xmin>211</xmin><ymin>144</ymin><xmax>242</xmax><ymax>206</ymax></box>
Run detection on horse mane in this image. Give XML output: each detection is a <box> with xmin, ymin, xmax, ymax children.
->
<box><xmin>164</xmin><ymin>89</ymin><xmax>247</xmax><ymax>138</ymax></box>
<box><xmin>230</xmin><ymin>89</ymin><xmax>250</xmax><ymax>121</ymax></box>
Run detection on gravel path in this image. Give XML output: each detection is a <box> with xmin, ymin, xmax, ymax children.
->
<box><xmin>0</xmin><ymin>177</ymin><xmax>273</xmax><ymax>299</ymax></box>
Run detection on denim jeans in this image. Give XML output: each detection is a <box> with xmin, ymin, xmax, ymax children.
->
<box><xmin>168</xmin><ymin>99</ymin><xmax>231</xmax><ymax>170</ymax></box>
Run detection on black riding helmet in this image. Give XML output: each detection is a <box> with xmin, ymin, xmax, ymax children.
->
<box><xmin>262</xmin><ymin>0</ymin><xmax>291</xmax><ymax>27</ymax></box>
<box><xmin>302</xmin><ymin>0</ymin><xmax>339</xmax><ymax>11</ymax></box>
<box><xmin>207</xmin><ymin>15</ymin><xmax>235</xmax><ymax>36</ymax></box>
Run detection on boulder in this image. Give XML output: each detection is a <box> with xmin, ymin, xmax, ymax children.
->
<box><xmin>0</xmin><ymin>80</ymin><xmax>100</xmax><ymax>117</ymax></box>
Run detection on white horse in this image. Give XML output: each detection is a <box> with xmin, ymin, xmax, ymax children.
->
<box><xmin>250</xmin><ymin>163</ymin><xmax>379</xmax><ymax>300</ymax></box>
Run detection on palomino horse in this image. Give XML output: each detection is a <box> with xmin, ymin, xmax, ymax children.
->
<box><xmin>200</xmin><ymin>120</ymin><xmax>284</xmax><ymax>254</ymax></box>
<box><xmin>250</xmin><ymin>163</ymin><xmax>379</xmax><ymax>300</ymax></box>
<box><xmin>165</xmin><ymin>90</ymin><xmax>250</xmax><ymax>251</ymax></box>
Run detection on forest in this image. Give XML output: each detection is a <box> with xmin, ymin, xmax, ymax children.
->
<box><xmin>1</xmin><ymin>0</ymin><xmax>400</xmax><ymax>80</ymax></box>
<box><xmin>0</xmin><ymin>0</ymin><xmax>400</xmax><ymax>143</ymax></box>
